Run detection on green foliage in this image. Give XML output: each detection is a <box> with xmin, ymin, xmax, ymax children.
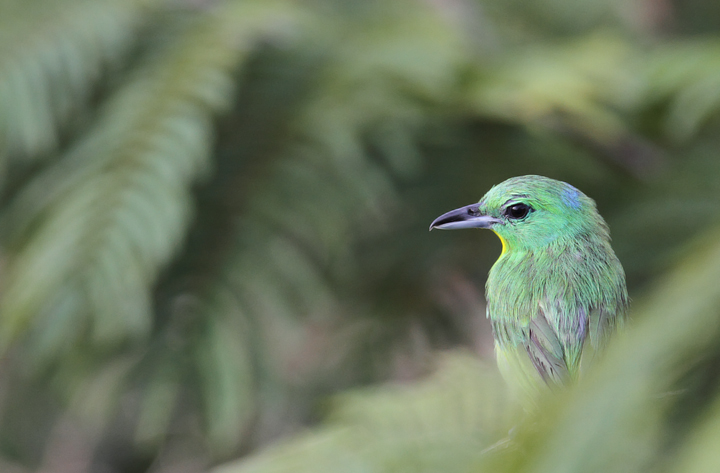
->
<box><xmin>0</xmin><ymin>0</ymin><xmax>151</xmax><ymax>162</ymax></box>
<box><xmin>213</xmin><ymin>353</ymin><xmax>518</xmax><ymax>473</ymax></box>
<box><xmin>0</xmin><ymin>0</ymin><xmax>719</xmax><ymax>472</ymax></box>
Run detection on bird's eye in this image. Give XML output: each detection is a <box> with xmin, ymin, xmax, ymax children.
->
<box><xmin>505</xmin><ymin>203</ymin><xmax>532</xmax><ymax>220</ymax></box>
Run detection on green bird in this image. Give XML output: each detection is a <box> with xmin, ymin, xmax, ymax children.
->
<box><xmin>430</xmin><ymin>175</ymin><xmax>627</xmax><ymax>400</ymax></box>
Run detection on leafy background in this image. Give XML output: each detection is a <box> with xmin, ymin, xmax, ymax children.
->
<box><xmin>0</xmin><ymin>0</ymin><xmax>720</xmax><ymax>472</ymax></box>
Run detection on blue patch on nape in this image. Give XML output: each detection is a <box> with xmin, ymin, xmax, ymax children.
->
<box><xmin>562</xmin><ymin>186</ymin><xmax>581</xmax><ymax>209</ymax></box>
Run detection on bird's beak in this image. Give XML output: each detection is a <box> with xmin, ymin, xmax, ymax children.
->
<box><xmin>429</xmin><ymin>204</ymin><xmax>501</xmax><ymax>231</ymax></box>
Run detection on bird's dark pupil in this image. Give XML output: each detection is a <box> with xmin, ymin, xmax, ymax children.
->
<box><xmin>507</xmin><ymin>204</ymin><xmax>530</xmax><ymax>219</ymax></box>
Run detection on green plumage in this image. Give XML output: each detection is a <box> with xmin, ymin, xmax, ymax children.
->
<box><xmin>431</xmin><ymin>175</ymin><xmax>627</xmax><ymax>401</ymax></box>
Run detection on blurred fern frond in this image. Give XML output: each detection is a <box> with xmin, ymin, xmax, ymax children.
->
<box><xmin>0</xmin><ymin>0</ymin><xmax>297</xmax><ymax>357</ymax></box>
<box><xmin>643</xmin><ymin>39</ymin><xmax>720</xmax><ymax>141</ymax></box>
<box><xmin>0</xmin><ymin>0</ymin><xmax>153</xmax><ymax>162</ymax></box>
<box><xmin>469</xmin><ymin>34</ymin><xmax>635</xmax><ymax>136</ymax></box>
<box><xmin>212</xmin><ymin>352</ymin><xmax>518</xmax><ymax>473</ymax></box>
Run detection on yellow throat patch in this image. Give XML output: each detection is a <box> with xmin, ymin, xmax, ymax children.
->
<box><xmin>492</xmin><ymin>230</ymin><xmax>508</xmax><ymax>257</ymax></box>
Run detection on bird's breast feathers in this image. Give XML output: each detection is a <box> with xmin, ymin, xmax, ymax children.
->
<box><xmin>486</xmin><ymin>239</ymin><xmax>627</xmax><ymax>382</ymax></box>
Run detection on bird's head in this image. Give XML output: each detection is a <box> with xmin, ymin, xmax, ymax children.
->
<box><xmin>430</xmin><ymin>175</ymin><xmax>607</xmax><ymax>253</ymax></box>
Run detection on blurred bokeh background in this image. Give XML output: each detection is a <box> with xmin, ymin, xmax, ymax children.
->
<box><xmin>1</xmin><ymin>0</ymin><xmax>720</xmax><ymax>472</ymax></box>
